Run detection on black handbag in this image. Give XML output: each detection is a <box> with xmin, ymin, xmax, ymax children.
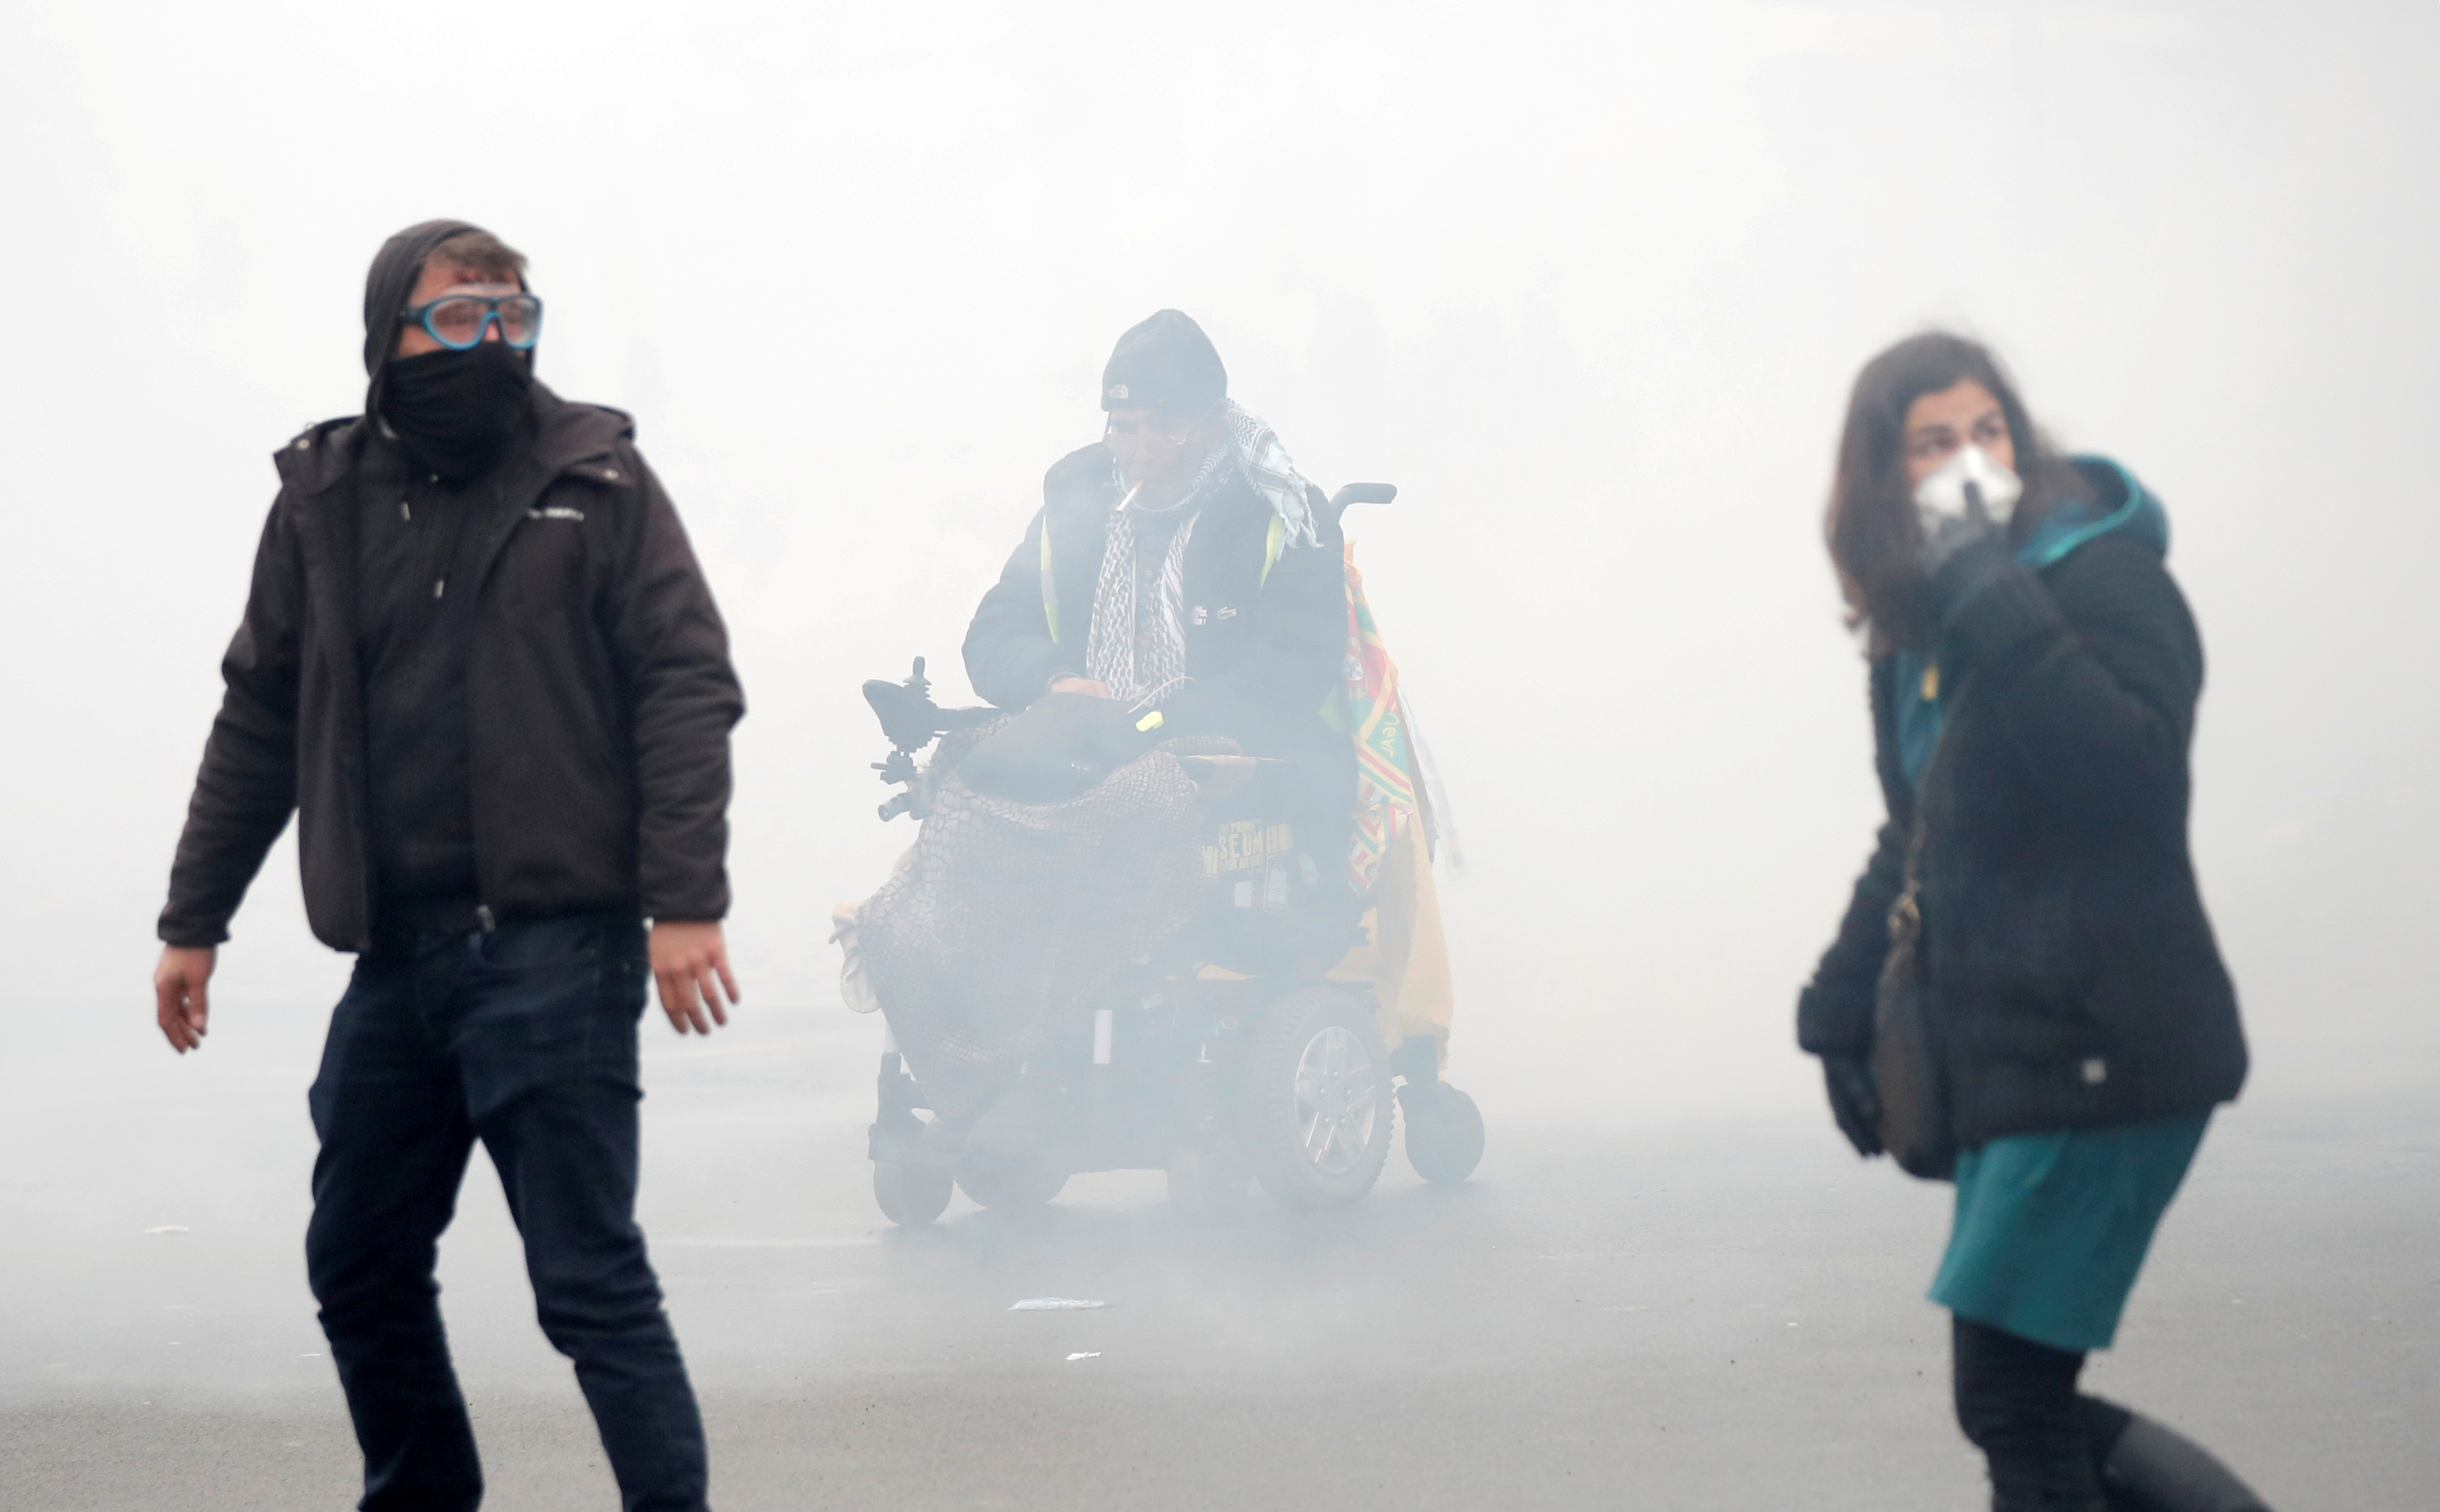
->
<box><xmin>1873</xmin><ymin>813</ymin><xmax>1957</xmax><ymax>1181</ymax></box>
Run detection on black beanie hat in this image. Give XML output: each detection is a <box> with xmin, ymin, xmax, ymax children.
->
<box><xmin>1101</xmin><ymin>309</ymin><xmax>1227</xmax><ymax>416</ymax></box>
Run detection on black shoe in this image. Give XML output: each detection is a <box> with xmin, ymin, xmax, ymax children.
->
<box><xmin>2100</xmin><ymin>1413</ymin><xmax>2272</xmax><ymax>1512</ymax></box>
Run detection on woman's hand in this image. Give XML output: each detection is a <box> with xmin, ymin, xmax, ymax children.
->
<box><xmin>1821</xmin><ymin>1053</ymin><xmax>1884</xmax><ymax>1157</ymax></box>
<box><xmin>1913</xmin><ymin>442</ymin><xmax>2022</xmax><ymax>575</ymax></box>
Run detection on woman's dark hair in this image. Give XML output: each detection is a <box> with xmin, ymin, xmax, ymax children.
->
<box><xmin>1824</xmin><ymin>332</ymin><xmax>2082</xmax><ymax>651</ymax></box>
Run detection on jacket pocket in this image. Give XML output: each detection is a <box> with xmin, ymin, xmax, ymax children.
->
<box><xmin>494</xmin><ymin>491</ymin><xmax>595</xmax><ymax>614</ymax></box>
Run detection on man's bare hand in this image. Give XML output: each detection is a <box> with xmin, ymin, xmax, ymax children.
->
<box><xmin>649</xmin><ymin>920</ymin><xmax>738</xmax><ymax>1035</ymax></box>
<box><xmin>1049</xmin><ymin>676</ymin><xmax>1111</xmax><ymax>698</ymax></box>
<box><xmin>154</xmin><ymin>945</ymin><xmax>216</xmax><ymax>1053</ymax></box>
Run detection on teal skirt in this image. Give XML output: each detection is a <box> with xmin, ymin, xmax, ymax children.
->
<box><xmin>1929</xmin><ymin>1113</ymin><xmax>2209</xmax><ymax>1352</ymax></box>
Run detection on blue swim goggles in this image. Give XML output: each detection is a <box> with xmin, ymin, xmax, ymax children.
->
<box><xmin>398</xmin><ymin>292</ymin><xmax>544</xmax><ymax>350</ymax></box>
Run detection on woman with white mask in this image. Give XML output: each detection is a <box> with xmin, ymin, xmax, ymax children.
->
<box><xmin>1797</xmin><ymin>333</ymin><xmax>2270</xmax><ymax>1511</ymax></box>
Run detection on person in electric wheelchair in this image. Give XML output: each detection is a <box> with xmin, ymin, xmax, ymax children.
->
<box><xmin>836</xmin><ymin>310</ymin><xmax>1482</xmax><ymax>1225</ymax></box>
<box><xmin>964</xmin><ymin>307</ymin><xmax>1359</xmax><ymax>927</ymax></box>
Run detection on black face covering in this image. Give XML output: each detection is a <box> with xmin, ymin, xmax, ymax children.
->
<box><xmin>380</xmin><ymin>342</ymin><xmax>533</xmax><ymax>483</ymax></box>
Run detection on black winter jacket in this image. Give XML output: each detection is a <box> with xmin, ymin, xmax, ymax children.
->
<box><xmin>963</xmin><ymin>444</ymin><xmax>1351</xmax><ymax>782</ymax></box>
<box><xmin>1798</xmin><ymin>460</ymin><xmax>2246</xmax><ymax>1148</ymax></box>
<box><xmin>159</xmin><ymin>388</ymin><xmax>744</xmax><ymax>951</ymax></box>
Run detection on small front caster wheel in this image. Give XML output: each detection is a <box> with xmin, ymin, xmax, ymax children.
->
<box><xmin>955</xmin><ymin>1160</ymin><xmax>1068</xmax><ymax>1211</ymax></box>
<box><xmin>873</xmin><ymin>1160</ymin><xmax>955</xmax><ymax>1225</ymax></box>
<box><xmin>1399</xmin><ymin>1082</ymin><xmax>1485</xmax><ymax>1184</ymax></box>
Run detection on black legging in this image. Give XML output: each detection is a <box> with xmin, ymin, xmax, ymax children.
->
<box><xmin>1952</xmin><ymin>1314</ymin><xmax>2132</xmax><ymax>1510</ymax></box>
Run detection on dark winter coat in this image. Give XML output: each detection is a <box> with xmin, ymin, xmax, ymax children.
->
<box><xmin>962</xmin><ymin>444</ymin><xmax>1352</xmax><ymax>793</ymax></box>
<box><xmin>158</xmin><ymin>387</ymin><xmax>744</xmax><ymax>951</ymax></box>
<box><xmin>1797</xmin><ymin>459</ymin><xmax>2248</xmax><ymax>1148</ymax></box>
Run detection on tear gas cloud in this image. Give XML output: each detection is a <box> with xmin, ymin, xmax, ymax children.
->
<box><xmin>2</xmin><ymin>0</ymin><xmax>2433</xmax><ymax>1125</ymax></box>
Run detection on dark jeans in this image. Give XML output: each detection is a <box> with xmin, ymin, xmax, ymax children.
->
<box><xmin>1952</xmin><ymin>1314</ymin><xmax>2133</xmax><ymax>1511</ymax></box>
<box><xmin>306</xmin><ymin>912</ymin><xmax>709</xmax><ymax>1512</ymax></box>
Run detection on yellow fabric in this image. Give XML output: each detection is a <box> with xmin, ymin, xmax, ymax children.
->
<box><xmin>1327</xmin><ymin>821</ymin><xmax>1457</xmax><ymax>1063</ymax></box>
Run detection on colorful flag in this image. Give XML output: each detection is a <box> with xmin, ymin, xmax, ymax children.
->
<box><xmin>1341</xmin><ymin>544</ymin><xmax>1420</xmax><ymax>892</ymax></box>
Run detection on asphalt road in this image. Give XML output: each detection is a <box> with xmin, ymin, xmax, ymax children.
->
<box><xmin>4</xmin><ymin>1013</ymin><xmax>2430</xmax><ymax>1510</ymax></box>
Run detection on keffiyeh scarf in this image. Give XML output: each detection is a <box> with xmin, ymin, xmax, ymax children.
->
<box><xmin>1082</xmin><ymin>403</ymin><xmax>1320</xmax><ymax>705</ymax></box>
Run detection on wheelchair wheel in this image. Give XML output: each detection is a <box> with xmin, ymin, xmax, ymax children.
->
<box><xmin>1400</xmin><ymin>1082</ymin><xmax>1486</xmax><ymax>1184</ymax></box>
<box><xmin>955</xmin><ymin>1161</ymin><xmax>1068</xmax><ymax>1211</ymax></box>
<box><xmin>1237</xmin><ymin>984</ymin><xmax>1395</xmax><ymax>1209</ymax></box>
<box><xmin>873</xmin><ymin>1160</ymin><xmax>955</xmax><ymax>1226</ymax></box>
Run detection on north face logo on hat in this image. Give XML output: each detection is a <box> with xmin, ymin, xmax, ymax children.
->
<box><xmin>1105</xmin><ymin>383</ymin><xmax>1129</xmax><ymax>401</ymax></box>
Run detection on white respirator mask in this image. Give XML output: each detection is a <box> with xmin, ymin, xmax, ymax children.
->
<box><xmin>1912</xmin><ymin>443</ymin><xmax>2024</xmax><ymax>529</ymax></box>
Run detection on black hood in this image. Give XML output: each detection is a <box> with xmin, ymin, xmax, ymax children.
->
<box><xmin>361</xmin><ymin>218</ymin><xmax>505</xmax><ymax>416</ymax></box>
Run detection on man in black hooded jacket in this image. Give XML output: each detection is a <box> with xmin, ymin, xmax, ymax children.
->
<box><xmin>150</xmin><ymin>220</ymin><xmax>741</xmax><ymax>1512</ymax></box>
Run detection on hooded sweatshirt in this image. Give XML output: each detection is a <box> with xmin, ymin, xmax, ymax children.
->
<box><xmin>363</xmin><ymin>218</ymin><xmax>486</xmax><ymax>415</ymax></box>
<box><xmin>356</xmin><ymin>221</ymin><xmax>528</xmax><ymax>909</ymax></box>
